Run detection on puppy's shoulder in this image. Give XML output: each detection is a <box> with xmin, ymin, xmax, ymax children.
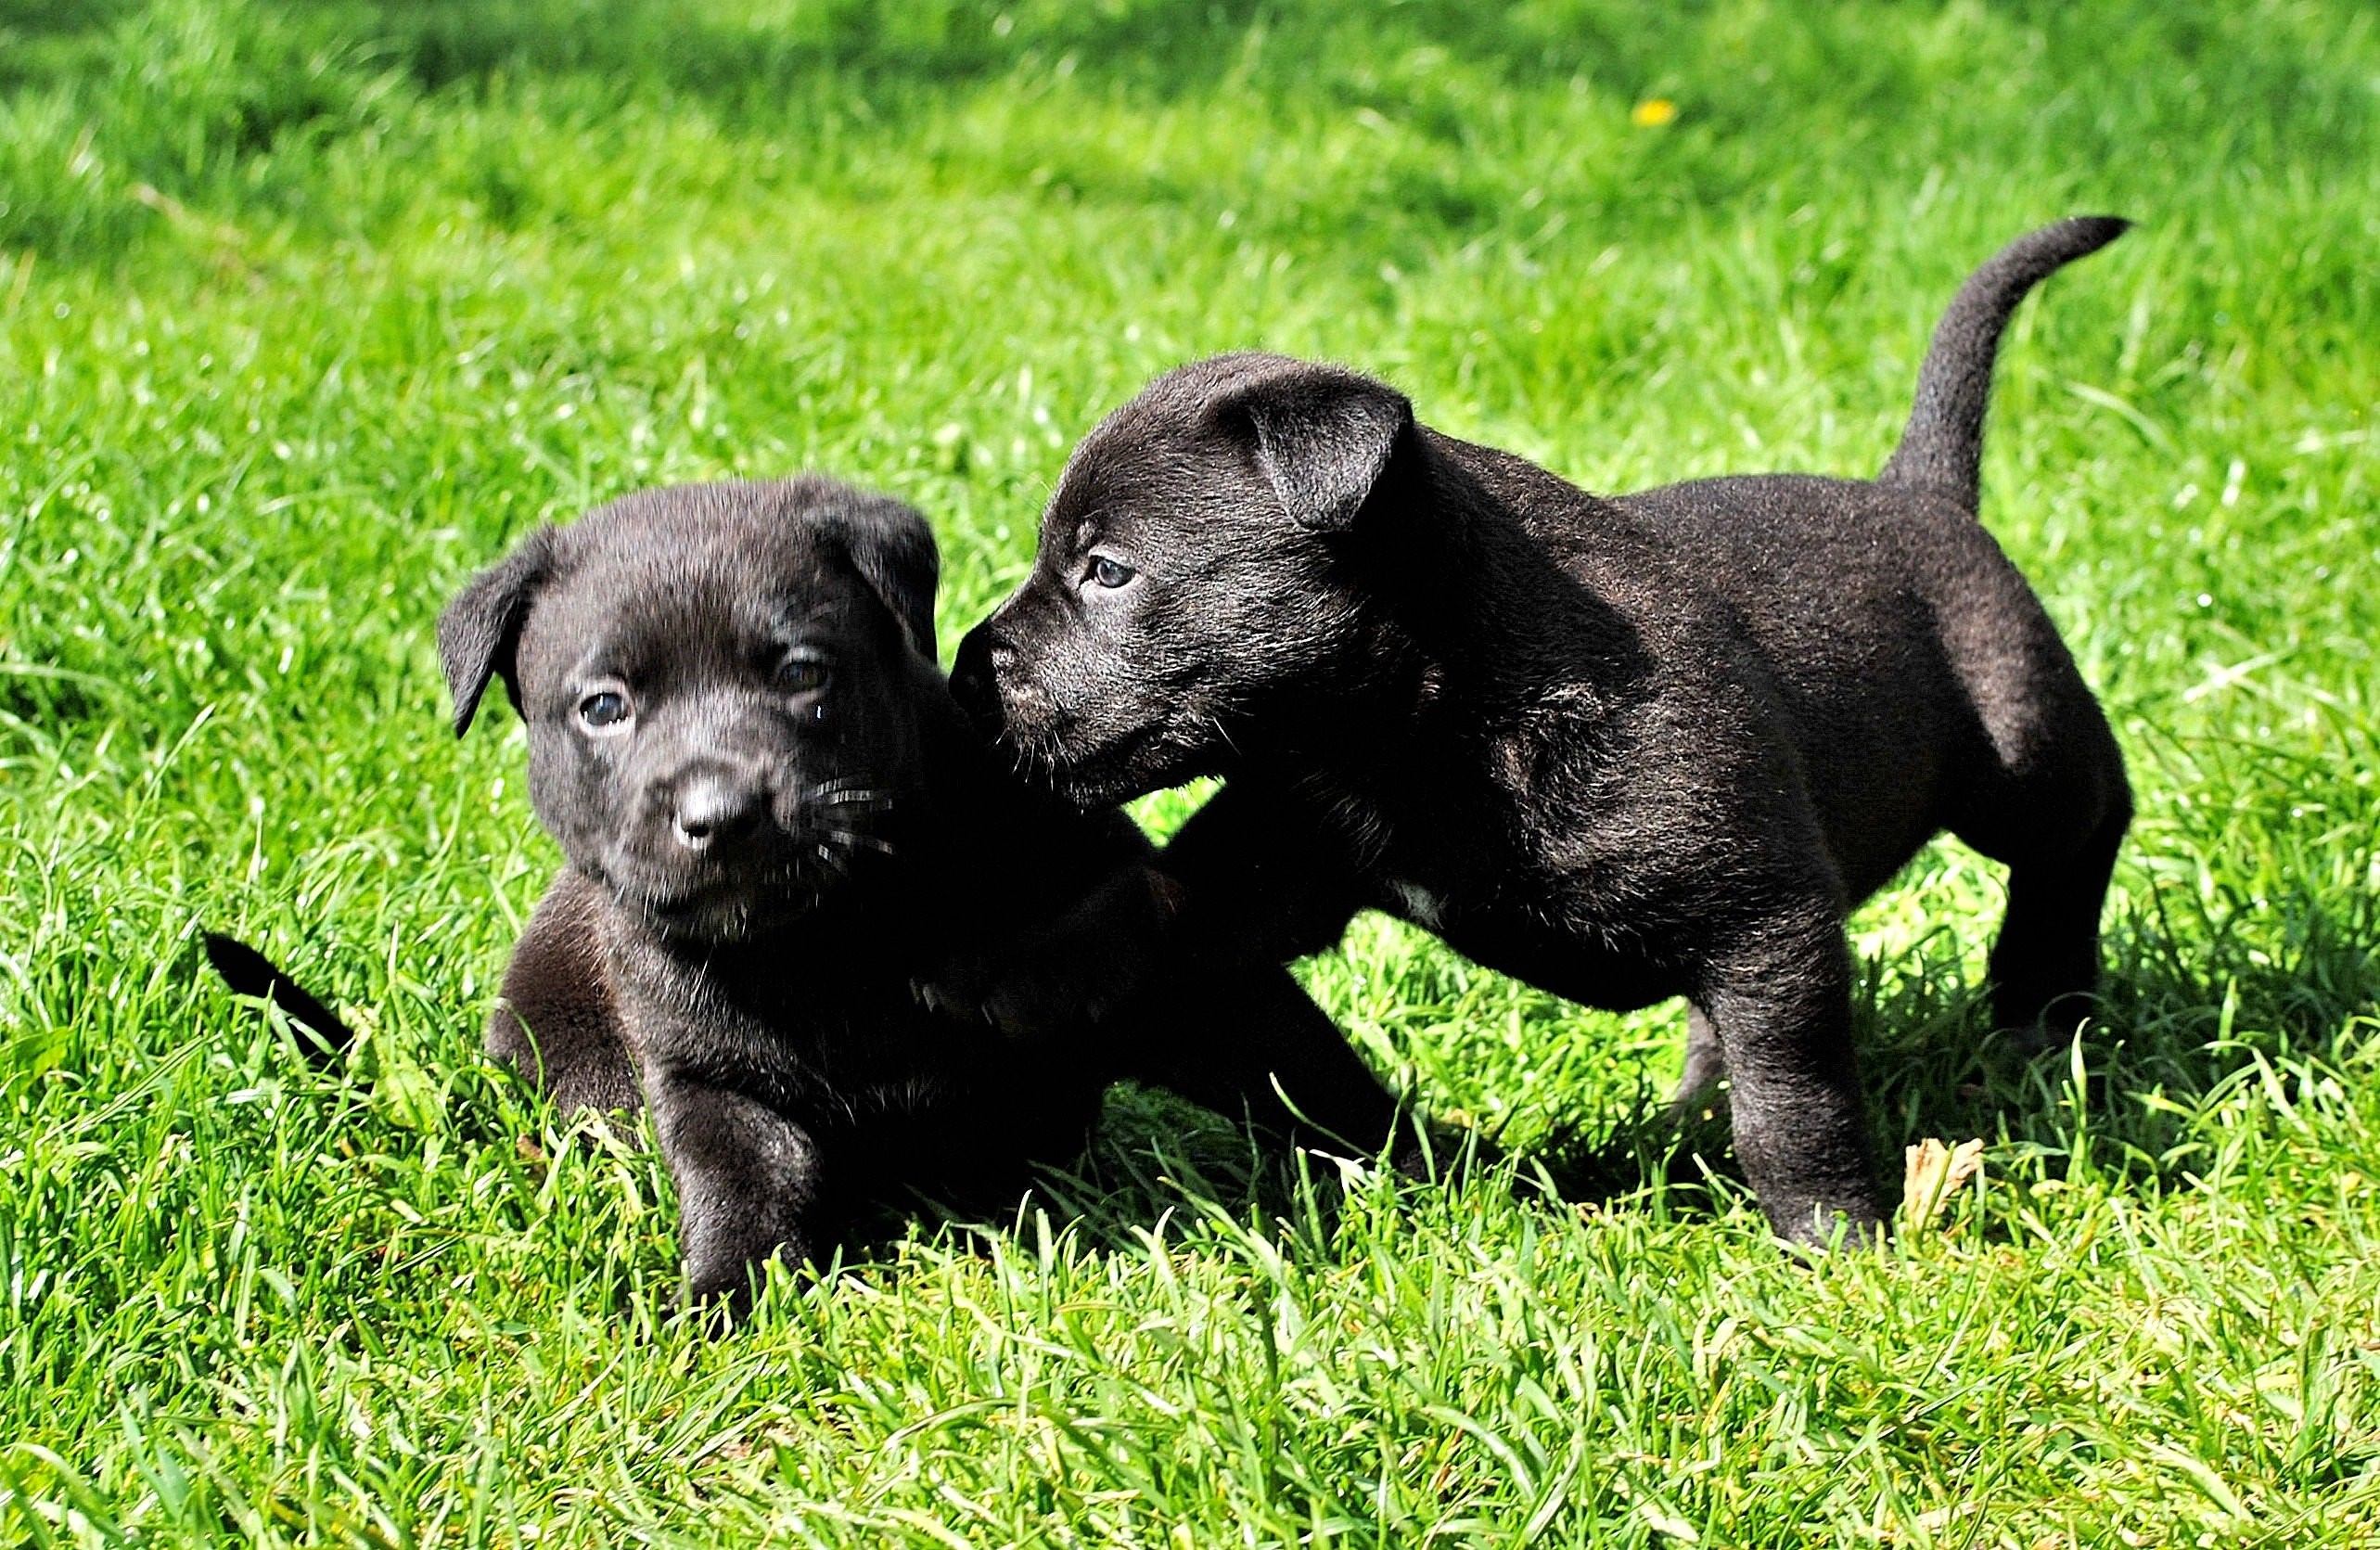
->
<box><xmin>494</xmin><ymin>870</ymin><xmax>620</xmax><ymax>1044</ymax></box>
<box><xmin>487</xmin><ymin>868</ymin><xmax>644</xmax><ymax>1112</ymax></box>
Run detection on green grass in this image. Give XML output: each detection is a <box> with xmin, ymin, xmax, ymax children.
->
<box><xmin>3</xmin><ymin>0</ymin><xmax>2376</xmax><ymax>1542</ymax></box>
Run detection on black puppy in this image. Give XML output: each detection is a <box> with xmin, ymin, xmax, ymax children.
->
<box><xmin>950</xmin><ymin>220</ymin><xmax>2135</xmax><ymax>1246</ymax></box>
<box><xmin>235</xmin><ymin>477</ymin><xmax>1410</xmax><ymax>1316</ymax></box>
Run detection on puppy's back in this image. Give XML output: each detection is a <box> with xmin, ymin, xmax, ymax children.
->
<box><xmin>1611</xmin><ymin>471</ymin><xmax>2082</xmax><ymax>898</ymax></box>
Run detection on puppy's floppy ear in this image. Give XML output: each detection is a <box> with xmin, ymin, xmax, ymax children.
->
<box><xmin>820</xmin><ymin>494</ymin><xmax>940</xmax><ymax>660</ymax></box>
<box><xmin>1222</xmin><ymin>365</ymin><xmax>1415</xmax><ymax>532</ymax></box>
<box><xmin>438</xmin><ymin>528</ymin><xmax>556</xmax><ymax>737</ymax></box>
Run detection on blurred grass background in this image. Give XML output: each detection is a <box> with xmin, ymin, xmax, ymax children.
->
<box><xmin>2</xmin><ymin>1</ymin><xmax>2375</xmax><ymax>1543</ymax></box>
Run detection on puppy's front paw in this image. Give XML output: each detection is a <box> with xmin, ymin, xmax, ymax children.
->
<box><xmin>917</xmin><ymin>937</ymin><xmax>1125</xmax><ymax>1038</ymax></box>
<box><xmin>917</xmin><ymin>866</ymin><xmax>1180</xmax><ymax>1037</ymax></box>
<box><xmin>911</xmin><ymin>966</ymin><xmax>989</xmax><ymax>1022</ymax></box>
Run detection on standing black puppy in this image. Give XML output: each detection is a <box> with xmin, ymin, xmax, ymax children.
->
<box><xmin>425</xmin><ymin>477</ymin><xmax>1408</xmax><ymax>1313</ymax></box>
<box><xmin>949</xmin><ymin>219</ymin><xmax>2134</xmax><ymax>1246</ymax></box>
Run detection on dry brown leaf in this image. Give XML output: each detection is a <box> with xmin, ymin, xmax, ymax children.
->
<box><xmin>1901</xmin><ymin>1137</ymin><xmax>1986</xmax><ymax>1228</ymax></box>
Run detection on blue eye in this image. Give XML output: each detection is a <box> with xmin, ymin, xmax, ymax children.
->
<box><xmin>579</xmin><ymin>690</ymin><xmax>632</xmax><ymax>729</ymax></box>
<box><xmin>779</xmin><ymin>656</ymin><xmax>832</xmax><ymax>694</ymax></box>
<box><xmin>1088</xmin><ymin>556</ymin><xmax>1136</xmax><ymax>589</ymax></box>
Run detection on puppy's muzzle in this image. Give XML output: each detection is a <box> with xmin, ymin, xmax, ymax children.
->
<box><xmin>664</xmin><ymin>762</ymin><xmax>767</xmax><ymax>852</ymax></box>
<box><xmin>948</xmin><ymin>626</ymin><xmax>1013</xmax><ymax>736</ymax></box>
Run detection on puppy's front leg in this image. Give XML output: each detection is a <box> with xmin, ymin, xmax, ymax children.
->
<box><xmin>1122</xmin><ymin>959</ymin><xmax>1410</xmax><ymax>1161</ymax></box>
<box><xmin>1691</xmin><ymin>910</ymin><xmax>1885</xmax><ymax>1246</ymax></box>
<box><xmin>1155</xmin><ymin>779</ymin><xmax>1372</xmax><ymax>965</ymax></box>
<box><xmin>644</xmin><ymin>1063</ymin><xmax>828</xmax><ymax>1318</ymax></box>
<box><xmin>489</xmin><ymin>872</ymin><xmax>643</xmax><ymax>1118</ymax></box>
<box><xmin>935</xmin><ymin>781</ymin><xmax>1365</xmax><ymax>1034</ymax></box>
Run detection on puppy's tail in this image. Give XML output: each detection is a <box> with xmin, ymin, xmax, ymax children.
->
<box><xmin>1879</xmin><ymin>215</ymin><xmax>2130</xmax><ymax>511</ymax></box>
<box><xmin>203</xmin><ymin>932</ymin><xmax>358</xmax><ymax>1066</ymax></box>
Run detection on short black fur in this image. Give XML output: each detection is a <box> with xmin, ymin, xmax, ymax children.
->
<box><xmin>203</xmin><ymin>931</ymin><xmax>356</xmax><ymax>1065</ymax></box>
<box><xmin>950</xmin><ymin>219</ymin><xmax>2135</xmax><ymax>1245</ymax></box>
<box><xmin>223</xmin><ymin>477</ymin><xmax>1412</xmax><ymax>1321</ymax></box>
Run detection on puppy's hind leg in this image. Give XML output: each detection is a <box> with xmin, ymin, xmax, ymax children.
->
<box><xmin>1949</xmin><ymin>702</ymin><xmax>2131</xmax><ymax>1044</ymax></box>
<box><xmin>1935</xmin><ymin>561</ymin><xmax>2132</xmax><ymax>1044</ymax></box>
<box><xmin>1977</xmin><ymin>788</ymin><xmax>2129</xmax><ymax>1044</ymax></box>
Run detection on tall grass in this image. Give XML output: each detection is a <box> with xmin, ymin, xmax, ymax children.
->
<box><xmin>2</xmin><ymin>0</ymin><xmax>2375</xmax><ymax>1542</ymax></box>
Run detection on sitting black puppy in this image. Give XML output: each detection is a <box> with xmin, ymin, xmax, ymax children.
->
<box><xmin>948</xmin><ymin>219</ymin><xmax>2135</xmax><ymax>1247</ymax></box>
<box><xmin>226</xmin><ymin>477</ymin><xmax>1411</xmax><ymax>1317</ymax></box>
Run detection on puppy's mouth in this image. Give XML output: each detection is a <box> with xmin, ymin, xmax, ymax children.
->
<box><xmin>998</xmin><ymin>713</ymin><xmax>1195</xmax><ymax>810</ymax></box>
<box><xmin>953</xmin><ymin>629</ymin><xmax>1207</xmax><ymax>807</ymax></box>
<box><xmin>602</xmin><ymin>841</ymin><xmax>877</xmax><ymax>942</ymax></box>
<box><xmin>611</xmin><ymin>874</ymin><xmax>812</xmax><ymax>942</ymax></box>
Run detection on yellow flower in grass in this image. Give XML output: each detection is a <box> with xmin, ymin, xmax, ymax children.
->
<box><xmin>1631</xmin><ymin>97</ymin><xmax>1679</xmax><ymax>127</ymax></box>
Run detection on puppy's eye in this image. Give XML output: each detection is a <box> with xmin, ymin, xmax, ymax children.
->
<box><xmin>779</xmin><ymin>656</ymin><xmax>832</xmax><ymax>695</ymax></box>
<box><xmin>1086</xmin><ymin>556</ymin><xmax>1137</xmax><ymax>590</ymax></box>
<box><xmin>579</xmin><ymin>690</ymin><xmax>633</xmax><ymax>730</ymax></box>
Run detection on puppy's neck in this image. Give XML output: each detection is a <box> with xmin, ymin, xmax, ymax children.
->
<box><xmin>1318</xmin><ymin>431</ymin><xmax>1648</xmax><ymax>745</ymax></box>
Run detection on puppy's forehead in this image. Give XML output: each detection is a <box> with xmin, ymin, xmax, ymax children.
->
<box><xmin>1050</xmin><ymin>426</ymin><xmax>1177</xmax><ymax>531</ymax></box>
<box><xmin>1053</xmin><ymin>353</ymin><xmax>1297</xmax><ymax>529</ymax></box>
<box><xmin>579</xmin><ymin>509</ymin><xmax>817</xmax><ymax>579</ymax></box>
<box><xmin>574</xmin><ymin>482</ymin><xmax>830</xmax><ymax>563</ymax></box>
<box><xmin>539</xmin><ymin>484</ymin><xmax>878</xmax><ymax>659</ymax></box>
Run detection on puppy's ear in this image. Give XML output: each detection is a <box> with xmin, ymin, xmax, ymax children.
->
<box><xmin>820</xmin><ymin>495</ymin><xmax>940</xmax><ymax>661</ymax></box>
<box><xmin>438</xmin><ymin>529</ymin><xmax>556</xmax><ymax>737</ymax></box>
<box><xmin>1223</xmin><ymin>367</ymin><xmax>1414</xmax><ymax>532</ymax></box>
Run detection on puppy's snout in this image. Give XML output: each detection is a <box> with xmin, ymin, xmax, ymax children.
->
<box><xmin>671</xmin><ymin>769</ymin><xmax>764</xmax><ymax>851</ymax></box>
<box><xmin>949</xmin><ymin>626</ymin><xmax>1014</xmax><ymax>731</ymax></box>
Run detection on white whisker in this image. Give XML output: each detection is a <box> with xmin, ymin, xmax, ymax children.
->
<box><xmin>827</xmin><ymin>827</ymin><xmax>898</xmax><ymax>857</ymax></box>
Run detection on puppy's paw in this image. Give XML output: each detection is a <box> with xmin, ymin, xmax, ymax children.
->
<box><xmin>915</xmin><ymin>934</ymin><xmax>1129</xmax><ymax>1037</ymax></box>
<box><xmin>910</xmin><ymin>968</ymin><xmax>987</xmax><ymax>1023</ymax></box>
<box><xmin>1766</xmin><ymin>1194</ymin><xmax>1891</xmax><ymax>1255</ymax></box>
<box><xmin>916</xmin><ymin>866</ymin><xmax>1181</xmax><ymax>1037</ymax></box>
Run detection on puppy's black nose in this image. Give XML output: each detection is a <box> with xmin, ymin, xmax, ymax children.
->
<box><xmin>949</xmin><ymin>627</ymin><xmax>1009</xmax><ymax>731</ymax></box>
<box><xmin>672</xmin><ymin>772</ymin><xmax>761</xmax><ymax>850</ymax></box>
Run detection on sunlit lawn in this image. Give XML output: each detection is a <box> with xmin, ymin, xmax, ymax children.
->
<box><xmin>3</xmin><ymin>1</ymin><xmax>2375</xmax><ymax>1542</ymax></box>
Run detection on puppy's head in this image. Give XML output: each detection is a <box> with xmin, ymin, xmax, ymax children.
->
<box><xmin>440</xmin><ymin>477</ymin><xmax>941</xmax><ymax>942</ymax></box>
<box><xmin>951</xmin><ymin>353</ymin><xmax>1416</xmax><ymax>806</ymax></box>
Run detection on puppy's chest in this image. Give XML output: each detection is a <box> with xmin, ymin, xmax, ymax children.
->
<box><xmin>765</xmin><ymin>995</ymin><xmax>974</xmax><ymax>1099</ymax></box>
<box><xmin>1369</xmin><ymin>824</ymin><xmax>1564</xmax><ymax>936</ymax></box>
<box><xmin>1315</xmin><ymin>773</ymin><xmax>1551</xmax><ymax>921</ymax></box>
<box><xmin>648</xmin><ymin>968</ymin><xmax>979</xmax><ymax>1111</ymax></box>
<box><xmin>1333</xmin><ymin>787</ymin><xmax>1682</xmax><ymax>1010</ymax></box>
<box><xmin>1375</xmin><ymin>857</ymin><xmax>1567</xmax><ymax>946</ymax></box>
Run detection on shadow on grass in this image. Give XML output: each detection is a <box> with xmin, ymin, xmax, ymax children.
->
<box><xmin>0</xmin><ymin>0</ymin><xmax>137</xmax><ymax>92</ymax></box>
<box><xmin>949</xmin><ymin>881</ymin><xmax>2380</xmax><ymax>1262</ymax></box>
<box><xmin>1481</xmin><ymin>886</ymin><xmax>2380</xmax><ymax>1234</ymax></box>
<box><xmin>380</xmin><ymin>877</ymin><xmax>2376</xmax><ymax>1331</ymax></box>
<box><xmin>0</xmin><ymin>0</ymin><xmax>134</xmax><ymax>37</ymax></box>
<box><xmin>0</xmin><ymin>0</ymin><xmax>1704</xmax><ymax>269</ymax></box>
<box><xmin>6</xmin><ymin>0</ymin><xmax>1625</xmax><ymax>109</ymax></box>
<box><xmin>28</xmin><ymin>0</ymin><xmax>2347</xmax><ymax>166</ymax></box>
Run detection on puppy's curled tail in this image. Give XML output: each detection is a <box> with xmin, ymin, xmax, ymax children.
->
<box><xmin>1879</xmin><ymin>215</ymin><xmax>2130</xmax><ymax>511</ymax></box>
<box><xmin>203</xmin><ymin>932</ymin><xmax>357</xmax><ymax>1066</ymax></box>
